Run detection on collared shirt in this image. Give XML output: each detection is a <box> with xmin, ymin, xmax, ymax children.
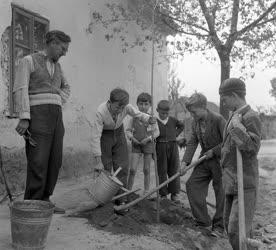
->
<box><xmin>158</xmin><ymin>117</ymin><xmax>168</xmax><ymax>125</ymax></box>
<box><xmin>13</xmin><ymin>51</ymin><xmax>69</xmax><ymax>119</ymax></box>
<box><xmin>91</xmin><ymin>102</ymin><xmax>151</xmax><ymax>156</ymax></box>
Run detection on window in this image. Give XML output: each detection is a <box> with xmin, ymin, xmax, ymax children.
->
<box><xmin>8</xmin><ymin>4</ymin><xmax>49</xmax><ymax>116</ymax></box>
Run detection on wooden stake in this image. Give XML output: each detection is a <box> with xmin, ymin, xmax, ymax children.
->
<box><xmin>150</xmin><ymin>0</ymin><xmax>160</xmax><ymax>223</ymax></box>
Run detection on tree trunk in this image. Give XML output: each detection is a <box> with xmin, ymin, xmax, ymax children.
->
<box><xmin>218</xmin><ymin>52</ymin><xmax>231</xmax><ymax>120</ymax></box>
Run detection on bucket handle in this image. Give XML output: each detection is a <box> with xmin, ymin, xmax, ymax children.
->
<box><xmin>112</xmin><ymin>167</ymin><xmax>122</xmax><ymax>178</ymax></box>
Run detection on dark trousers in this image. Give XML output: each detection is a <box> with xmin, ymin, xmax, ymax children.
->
<box><xmin>224</xmin><ymin>190</ymin><xmax>257</xmax><ymax>250</ymax></box>
<box><xmin>156</xmin><ymin>142</ymin><xmax>180</xmax><ymax>196</ymax></box>
<box><xmin>100</xmin><ymin>125</ymin><xmax>129</xmax><ymax>190</ymax></box>
<box><xmin>24</xmin><ymin>104</ymin><xmax>64</xmax><ymax>200</ymax></box>
<box><xmin>186</xmin><ymin>158</ymin><xmax>224</xmax><ymax>229</ymax></box>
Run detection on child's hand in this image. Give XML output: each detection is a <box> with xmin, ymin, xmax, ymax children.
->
<box><xmin>132</xmin><ymin>137</ymin><xmax>141</xmax><ymax>145</ymax></box>
<box><xmin>148</xmin><ymin>116</ymin><xmax>157</xmax><ymax>124</ymax></box>
<box><xmin>140</xmin><ymin>137</ymin><xmax>151</xmax><ymax>145</ymax></box>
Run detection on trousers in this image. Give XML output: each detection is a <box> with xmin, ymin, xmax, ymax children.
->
<box><xmin>24</xmin><ymin>104</ymin><xmax>64</xmax><ymax>200</ymax></box>
<box><xmin>186</xmin><ymin>158</ymin><xmax>224</xmax><ymax>229</ymax></box>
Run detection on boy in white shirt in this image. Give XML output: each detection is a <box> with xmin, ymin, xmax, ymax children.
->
<box><xmin>91</xmin><ymin>88</ymin><xmax>156</xmax><ymax>205</ymax></box>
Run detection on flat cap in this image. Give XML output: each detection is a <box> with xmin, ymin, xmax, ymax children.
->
<box><xmin>219</xmin><ymin>78</ymin><xmax>246</xmax><ymax>96</ymax></box>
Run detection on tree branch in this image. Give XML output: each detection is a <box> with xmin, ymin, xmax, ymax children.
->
<box><xmin>157</xmin><ymin>9</ymin><xmax>210</xmax><ymax>33</ymax></box>
<box><xmin>162</xmin><ymin>18</ymin><xmax>209</xmax><ymax>38</ymax></box>
<box><xmin>235</xmin><ymin>0</ymin><xmax>276</xmax><ymax>36</ymax></box>
<box><xmin>198</xmin><ymin>0</ymin><xmax>222</xmax><ymax>47</ymax></box>
<box><xmin>230</xmin><ymin>0</ymin><xmax>240</xmax><ymax>34</ymax></box>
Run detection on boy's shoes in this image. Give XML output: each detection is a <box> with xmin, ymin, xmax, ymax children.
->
<box><xmin>114</xmin><ymin>201</ymin><xmax>129</xmax><ymax>215</ymax></box>
<box><xmin>171</xmin><ymin>193</ymin><xmax>180</xmax><ymax>202</ymax></box>
<box><xmin>160</xmin><ymin>195</ymin><xmax>167</xmax><ymax>199</ymax></box>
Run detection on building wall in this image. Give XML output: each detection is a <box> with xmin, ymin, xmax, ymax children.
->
<box><xmin>0</xmin><ymin>0</ymin><xmax>169</xmax><ymax>195</ymax></box>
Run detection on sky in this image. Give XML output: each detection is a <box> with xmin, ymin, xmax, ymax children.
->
<box><xmin>174</xmin><ymin>53</ymin><xmax>275</xmax><ymax>110</ymax></box>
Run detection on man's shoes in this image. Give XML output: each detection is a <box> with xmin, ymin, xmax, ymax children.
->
<box><xmin>171</xmin><ymin>193</ymin><xmax>180</xmax><ymax>202</ymax></box>
<box><xmin>211</xmin><ymin>228</ymin><xmax>225</xmax><ymax>238</ymax></box>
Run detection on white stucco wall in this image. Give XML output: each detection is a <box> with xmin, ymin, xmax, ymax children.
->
<box><xmin>0</xmin><ymin>0</ymin><xmax>169</xmax><ymax>192</ymax></box>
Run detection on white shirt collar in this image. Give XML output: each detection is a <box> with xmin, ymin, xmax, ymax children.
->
<box><xmin>158</xmin><ymin>117</ymin><xmax>169</xmax><ymax>125</ymax></box>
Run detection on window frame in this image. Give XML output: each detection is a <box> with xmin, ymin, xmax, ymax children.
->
<box><xmin>8</xmin><ymin>4</ymin><xmax>49</xmax><ymax>117</ymax></box>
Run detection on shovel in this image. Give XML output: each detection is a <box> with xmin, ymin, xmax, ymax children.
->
<box><xmin>236</xmin><ymin>148</ymin><xmax>262</xmax><ymax>249</ymax></box>
<box><xmin>114</xmin><ymin>155</ymin><xmax>206</xmax><ymax>212</ymax></box>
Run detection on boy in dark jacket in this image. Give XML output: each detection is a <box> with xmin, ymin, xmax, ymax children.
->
<box><xmin>156</xmin><ymin>100</ymin><xmax>184</xmax><ymax>201</ymax></box>
<box><xmin>180</xmin><ymin>93</ymin><xmax>226</xmax><ymax>236</ymax></box>
<box><xmin>220</xmin><ymin>78</ymin><xmax>261</xmax><ymax>250</ymax></box>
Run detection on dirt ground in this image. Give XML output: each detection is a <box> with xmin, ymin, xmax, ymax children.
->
<box><xmin>0</xmin><ymin>140</ymin><xmax>275</xmax><ymax>250</ymax></box>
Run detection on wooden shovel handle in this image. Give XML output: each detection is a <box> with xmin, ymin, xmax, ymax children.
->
<box><xmin>112</xmin><ymin>188</ymin><xmax>141</xmax><ymax>201</ymax></box>
<box><xmin>114</xmin><ymin>155</ymin><xmax>206</xmax><ymax>211</ymax></box>
<box><xmin>237</xmin><ymin>147</ymin><xmax>247</xmax><ymax>250</ymax></box>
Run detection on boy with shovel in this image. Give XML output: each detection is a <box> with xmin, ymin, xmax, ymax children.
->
<box><xmin>180</xmin><ymin>93</ymin><xmax>226</xmax><ymax>237</ymax></box>
<box><xmin>91</xmin><ymin>88</ymin><xmax>156</xmax><ymax>206</ymax></box>
<box><xmin>219</xmin><ymin>78</ymin><xmax>261</xmax><ymax>250</ymax></box>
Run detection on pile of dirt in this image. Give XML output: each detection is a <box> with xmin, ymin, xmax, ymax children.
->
<box><xmin>70</xmin><ymin>195</ymin><xmax>232</xmax><ymax>249</ymax></box>
<box><xmin>72</xmin><ymin>194</ymin><xmax>199</xmax><ymax>235</ymax></box>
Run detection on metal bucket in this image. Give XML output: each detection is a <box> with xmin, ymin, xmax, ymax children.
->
<box><xmin>88</xmin><ymin>170</ymin><xmax>123</xmax><ymax>205</ymax></box>
<box><xmin>10</xmin><ymin>200</ymin><xmax>54</xmax><ymax>250</ymax></box>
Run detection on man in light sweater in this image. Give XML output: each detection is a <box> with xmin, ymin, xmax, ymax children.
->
<box><xmin>13</xmin><ymin>30</ymin><xmax>71</xmax><ymax>213</ymax></box>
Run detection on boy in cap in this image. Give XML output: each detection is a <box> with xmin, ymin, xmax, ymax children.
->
<box><xmin>91</xmin><ymin>88</ymin><xmax>156</xmax><ymax>206</ymax></box>
<box><xmin>126</xmin><ymin>93</ymin><xmax>159</xmax><ymax>194</ymax></box>
<box><xmin>180</xmin><ymin>93</ymin><xmax>226</xmax><ymax>236</ymax></box>
<box><xmin>219</xmin><ymin>78</ymin><xmax>261</xmax><ymax>250</ymax></box>
<box><xmin>156</xmin><ymin>100</ymin><xmax>184</xmax><ymax>201</ymax></box>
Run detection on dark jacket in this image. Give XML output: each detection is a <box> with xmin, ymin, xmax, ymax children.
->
<box><xmin>156</xmin><ymin>117</ymin><xmax>184</xmax><ymax>143</ymax></box>
<box><xmin>182</xmin><ymin>109</ymin><xmax>226</xmax><ymax>164</ymax></box>
<box><xmin>221</xmin><ymin>105</ymin><xmax>261</xmax><ymax>194</ymax></box>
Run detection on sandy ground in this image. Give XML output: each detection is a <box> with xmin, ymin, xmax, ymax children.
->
<box><xmin>0</xmin><ymin>140</ymin><xmax>275</xmax><ymax>250</ymax></box>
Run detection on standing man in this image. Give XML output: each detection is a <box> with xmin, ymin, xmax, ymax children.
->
<box><xmin>180</xmin><ymin>93</ymin><xmax>226</xmax><ymax>236</ymax></box>
<box><xmin>13</xmin><ymin>30</ymin><xmax>71</xmax><ymax>213</ymax></box>
<box><xmin>219</xmin><ymin>78</ymin><xmax>261</xmax><ymax>250</ymax></box>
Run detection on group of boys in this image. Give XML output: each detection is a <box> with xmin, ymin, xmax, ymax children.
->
<box><xmin>14</xmin><ymin>28</ymin><xmax>260</xmax><ymax>250</ymax></box>
<box><xmin>91</xmin><ymin>79</ymin><xmax>261</xmax><ymax>250</ymax></box>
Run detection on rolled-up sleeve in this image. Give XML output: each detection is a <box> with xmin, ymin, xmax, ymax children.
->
<box><xmin>125</xmin><ymin>104</ymin><xmax>150</xmax><ymax>122</ymax></box>
<box><xmin>91</xmin><ymin>111</ymin><xmax>104</xmax><ymax>157</ymax></box>
<box><xmin>60</xmin><ymin>67</ymin><xmax>70</xmax><ymax>93</ymax></box>
<box><xmin>125</xmin><ymin>117</ymin><xmax>134</xmax><ymax>140</ymax></box>
<box><xmin>13</xmin><ymin>56</ymin><xmax>32</xmax><ymax>119</ymax></box>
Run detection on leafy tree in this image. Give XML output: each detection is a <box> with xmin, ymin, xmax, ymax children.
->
<box><xmin>88</xmin><ymin>0</ymin><xmax>276</xmax><ymax>118</ymax></box>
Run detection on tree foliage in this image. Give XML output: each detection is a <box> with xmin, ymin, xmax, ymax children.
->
<box><xmin>88</xmin><ymin>0</ymin><xmax>276</xmax><ymax>117</ymax></box>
